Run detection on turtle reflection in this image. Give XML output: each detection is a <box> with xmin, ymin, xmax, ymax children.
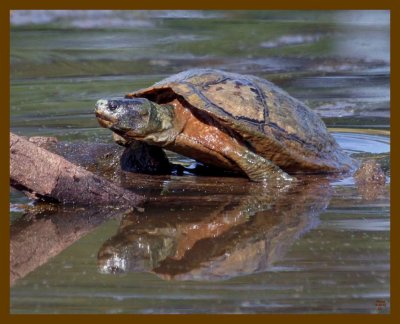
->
<box><xmin>98</xmin><ymin>178</ymin><xmax>332</xmax><ymax>280</ymax></box>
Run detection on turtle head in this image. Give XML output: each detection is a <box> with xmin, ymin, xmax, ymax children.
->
<box><xmin>95</xmin><ymin>98</ymin><xmax>174</xmax><ymax>141</ymax></box>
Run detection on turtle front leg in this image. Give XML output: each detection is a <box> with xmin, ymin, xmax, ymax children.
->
<box><xmin>120</xmin><ymin>141</ymin><xmax>171</xmax><ymax>175</ymax></box>
<box><xmin>111</xmin><ymin>132</ymin><xmax>171</xmax><ymax>174</ymax></box>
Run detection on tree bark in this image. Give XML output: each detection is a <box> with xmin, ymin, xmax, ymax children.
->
<box><xmin>10</xmin><ymin>132</ymin><xmax>144</xmax><ymax>206</ymax></box>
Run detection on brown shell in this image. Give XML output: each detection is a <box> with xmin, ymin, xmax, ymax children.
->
<box><xmin>126</xmin><ymin>69</ymin><xmax>355</xmax><ymax>173</ymax></box>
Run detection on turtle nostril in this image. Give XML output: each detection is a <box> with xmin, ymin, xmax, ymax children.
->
<box><xmin>108</xmin><ymin>101</ymin><xmax>118</xmax><ymax>111</ymax></box>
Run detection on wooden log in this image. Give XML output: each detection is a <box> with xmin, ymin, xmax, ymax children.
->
<box><xmin>10</xmin><ymin>205</ymin><xmax>130</xmax><ymax>285</ymax></box>
<box><xmin>10</xmin><ymin>132</ymin><xmax>144</xmax><ymax>206</ymax></box>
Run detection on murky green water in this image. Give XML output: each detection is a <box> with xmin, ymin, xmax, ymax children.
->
<box><xmin>10</xmin><ymin>10</ymin><xmax>390</xmax><ymax>314</ymax></box>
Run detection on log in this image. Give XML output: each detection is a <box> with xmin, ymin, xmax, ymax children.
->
<box><xmin>10</xmin><ymin>205</ymin><xmax>130</xmax><ymax>285</ymax></box>
<box><xmin>10</xmin><ymin>132</ymin><xmax>145</xmax><ymax>206</ymax></box>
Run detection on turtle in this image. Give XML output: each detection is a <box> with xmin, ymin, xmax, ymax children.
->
<box><xmin>95</xmin><ymin>69</ymin><xmax>356</xmax><ymax>182</ymax></box>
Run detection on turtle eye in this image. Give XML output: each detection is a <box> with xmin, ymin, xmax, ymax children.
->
<box><xmin>108</xmin><ymin>101</ymin><xmax>119</xmax><ymax>111</ymax></box>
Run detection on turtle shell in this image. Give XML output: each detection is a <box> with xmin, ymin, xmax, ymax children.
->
<box><xmin>126</xmin><ymin>69</ymin><xmax>354</xmax><ymax>173</ymax></box>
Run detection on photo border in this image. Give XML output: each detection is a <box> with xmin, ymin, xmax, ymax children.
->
<box><xmin>2</xmin><ymin>1</ymin><xmax>397</xmax><ymax>323</ymax></box>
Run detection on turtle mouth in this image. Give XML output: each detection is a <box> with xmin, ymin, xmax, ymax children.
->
<box><xmin>95</xmin><ymin>112</ymin><xmax>115</xmax><ymax>128</ymax></box>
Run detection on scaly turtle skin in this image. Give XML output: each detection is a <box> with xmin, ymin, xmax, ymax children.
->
<box><xmin>95</xmin><ymin>69</ymin><xmax>356</xmax><ymax>182</ymax></box>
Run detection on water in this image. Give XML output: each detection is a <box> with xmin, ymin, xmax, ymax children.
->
<box><xmin>10</xmin><ymin>10</ymin><xmax>390</xmax><ymax>314</ymax></box>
